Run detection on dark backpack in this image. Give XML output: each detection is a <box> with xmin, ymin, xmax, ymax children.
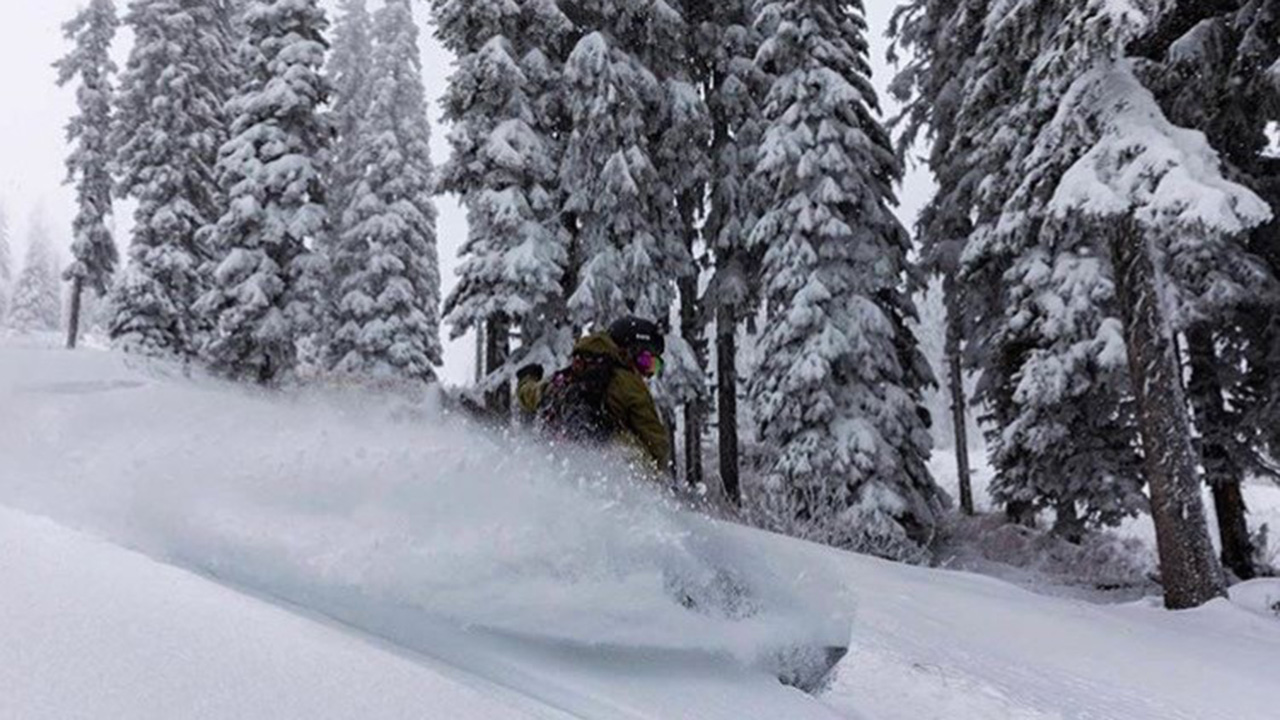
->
<box><xmin>536</xmin><ymin>352</ymin><xmax>619</xmax><ymax>445</ymax></box>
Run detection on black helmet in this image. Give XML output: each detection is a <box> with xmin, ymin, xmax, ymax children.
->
<box><xmin>608</xmin><ymin>317</ymin><xmax>665</xmax><ymax>355</ymax></box>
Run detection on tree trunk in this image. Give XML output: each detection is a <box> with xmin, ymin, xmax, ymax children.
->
<box><xmin>679</xmin><ymin>274</ymin><xmax>705</xmax><ymax>489</ymax></box>
<box><xmin>1186</xmin><ymin>327</ymin><xmax>1258</xmax><ymax>580</ymax></box>
<box><xmin>1109</xmin><ymin>218</ymin><xmax>1227</xmax><ymax>609</ymax></box>
<box><xmin>1053</xmin><ymin>500</ymin><xmax>1085</xmax><ymax>545</ymax></box>
<box><xmin>484</xmin><ymin>312</ymin><xmax>511</xmax><ymax>419</ymax></box>
<box><xmin>717</xmin><ymin>302</ymin><xmax>741</xmax><ymax>506</ymax></box>
<box><xmin>944</xmin><ymin>274</ymin><xmax>974</xmax><ymax>515</ymax></box>
<box><xmin>1006</xmin><ymin>501</ymin><xmax>1037</xmax><ymax>527</ymax></box>
<box><xmin>66</xmin><ymin>276</ymin><xmax>84</xmax><ymax>350</ymax></box>
<box><xmin>473</xmin><ymin>321</ymin><xmax>485</xmax><ymax>385</ymax></box>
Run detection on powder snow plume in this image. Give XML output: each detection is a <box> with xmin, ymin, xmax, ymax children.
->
<box><xmin>0</xmin><ymin>344</ymin><xmax>851</xmax><ymax>672</ymax></box>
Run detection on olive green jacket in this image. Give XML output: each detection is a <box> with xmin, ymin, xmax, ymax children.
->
<box><xmin>518</xmin><ymin>333</ymin><xmax>671</xmax><ymax>471</ymax></box>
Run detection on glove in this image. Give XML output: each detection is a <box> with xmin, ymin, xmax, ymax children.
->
<box><xmin>516</xmin><ymin>364</ymin><xmax>544</xmax><ymax>383</ymax></box>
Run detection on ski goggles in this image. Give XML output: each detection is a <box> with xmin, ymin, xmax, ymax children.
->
<box><xmin>635</xmin><ymin>350</ymin><xmax>665</xmax><ymax>378</ymax></box>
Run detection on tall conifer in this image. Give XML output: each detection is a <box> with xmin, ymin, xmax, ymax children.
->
<box><xmin>199</xmin><ymin>0</ymin><xmax>332</xmax><ymax>384</ymax></box>
<box><xmin>55</xmin><ymin>0</ymin><xmax>120</xmax><ymax>349</ymax></box>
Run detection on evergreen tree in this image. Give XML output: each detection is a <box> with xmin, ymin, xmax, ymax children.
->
<box><xmin>890</xmin><ymin>0</ymin><xmax>990</xmax><ymax>516</ymax></box>
<box><xmin>110</xmin><ymin>0</ymin><xmax>237</xmax><ymax>358</ymax></box>
<box><xmin>55</xmin><ymin>0</ymin><xmax>120</xmax><ymax>350</ymax></box>
<box><xmin>198</xmin><ymin>0</ymin><xmax>332</xmax><ymax>384</ymax></box>
<box><xmin>955</xmin><ymin>0</ymin><xmax>1245</xmax><ymax>607</ymax></box>
<box><xmin>324</xmin><ymin>0</ymin><xmax>441</xmax><ymax>382</ymax></box>
<box><xmin>10</xmin><ymin>220</ymin><xmax>63</xmax><ymax>333</ymax></box>
<box><xmin>748</xmin><ymin>0</ymin><xmax>944</xmax><ymax>557</ymax></box>
<box><xmin>694</xmin><ymin>0</ymin><xmax>771</xmax><ymax>504</ymax></box>
<box><xmin>909</xmin><ymin>0</ymin><xmax>1150</xmax><ymax>535</ymax></box>
<box><xmin>326</xmin><ymin>0</ymin><xmax>374</xmax><ymax>223</ymax></box>
<box><xmin>645</xmin><ymin>0</ymin><xmax>713</xmax><ymax>486</ymax></box>
<box><xmin>435</xmin><ymin>0</ymin><xmax>574</xmax><ymax>401</ymax></box>
<box><xmin>1139</xmin><ymin>0</ymin><xmax>1280</xmax><ymax>579</ymax></box>
<box><xmin>558</xmin><ymin>2</ymin><xmax>692</xmax><ymax>328</ymax></box>
<box><xmin>0</xmin><ymin>206</ymin><xmax>11</xmax><ymax>325</ymax></box>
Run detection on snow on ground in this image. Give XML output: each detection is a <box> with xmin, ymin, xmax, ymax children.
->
<box><xmin>2</xmin><ymin>339</ymin><xmax>1279</xmax><ymax>720</ymax></box>
<box><xmin>929</xmin><ymin>443</ymin><xmax>1280</xmax><ymax>594</ymax></box>
<box><xmin>0</xmin><ymin>506</ymin><xmax>554</xmax><ymax>720</ymax></box>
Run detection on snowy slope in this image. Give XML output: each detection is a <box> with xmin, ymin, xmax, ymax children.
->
<box><xmin>0</xmin><ymin>507</ymin><xmax>557</xmax><ymax>720</ymax></box>
<box><xmin>2</xmin><ymin>340</ymin><xmax>1279</xmax><ymax>720</ymax></box>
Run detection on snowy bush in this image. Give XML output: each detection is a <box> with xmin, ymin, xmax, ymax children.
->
<box><xmin>938</xmin><ymin>514</ymin><xmax>1158</xmax><ymax>596</ymax></box>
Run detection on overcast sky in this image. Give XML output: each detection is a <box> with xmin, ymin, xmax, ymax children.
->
<box><xmin>0</xmin><ymin>1</ymin><xmax>932</xmax><ymax>384</ymax></box>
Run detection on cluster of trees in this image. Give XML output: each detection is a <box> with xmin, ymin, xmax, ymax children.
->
<box><xmin>48</xmin><ymin>0</ymin><xmax>1278</xmax><ymax>608</ymax></box>
<box><xmin>56</xmin><ymin>0</ymin><xmax>441</xmax><ymax>383</ymax></box>
<box><xmin>434</xmin><ymin>0</ymin><xmax>946</xmax><ymax>559</ymax></box>
<box><xmin>894</xmin><ymin>0</ymin><xmax>1279</xmax><ymax>606</ymax></box>
<box><xmin>0</xmin><ymin>207</ymin><xmax>65</xmax><ymax>334</ymax></box>
<box><xmin>51</xmin><ymin>0</ymin><xmax>946</xmax><ymax>561</ymax></box>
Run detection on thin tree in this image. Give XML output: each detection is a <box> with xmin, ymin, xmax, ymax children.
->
<box><xmin>55</xmin><ymin>0</ymin><xmax>120</xmax><ymax>350</ymax></box>
<box><xmin>890</xmin><ymin>0</ymin><xmax>989</xmax><ymax>515</ymax></box>
<box><xmin>694</xmin><ymin>0</ymin><xmax>771</xmax><ymax>504</ymax></box>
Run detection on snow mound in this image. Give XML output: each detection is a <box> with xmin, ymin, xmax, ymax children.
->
<box><xmin>0</xmin><ymin>507</ymin><xmax>549</xmax><ymax>720</ymax></box>
<box><xmin>0</xmin><ymin>345</ymin><xmax>851</xmax><ymax>677</ymax></box>
<box><xmin>1230</xmin><ymin>579</ymin><xmax>1280</xmax><ymax>621</ymax></box>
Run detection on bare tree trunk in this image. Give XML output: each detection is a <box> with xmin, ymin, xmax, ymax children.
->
<box><xmin>1053</xmin><ymin>500</ymin><xmax>1085</xmax><ymax>544</ymax></box>
<box><xmin>679</xmin><ymin>274</ymin><xmax>705</xmax><ymax>488</ymax></box>
<box><xmin>473</xmin><ymin>321</ymin><xmax>485</xmax><ymax>385</ymax></box>
<box><xmin>944</xmin><ymin>274</ymin><xmax>974</xmax><ymax>515</ymax></box>
<box><xmin>1110</xmin><ymin>218</ymin><xmax>1227</xmax><ymax>609</ymax></box>
<box><xmin>717</xmin><ymin>302</ymin><xmax>741</xmax><ymax>506</ymax></box>
<box><xmin>1187</xmin><ymin>327</ymin><xmax>1258</xmax><ymax>580</ymax></box>
<box><xmin>484</xmin><ymin>312</ymin><xmax>511</xmax><ymax>418</ymax></box>
<box><xmin>66</xmin><ymin>276</ymin><xmax>84</xmax><ymax>350</ymax></box>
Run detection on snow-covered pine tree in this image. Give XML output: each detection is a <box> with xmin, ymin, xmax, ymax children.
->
<box><xmin>55</xmin><ymin>0</ymin><xmax>119</xmax><ymax>350</ymax></box>
<box><xmin>659</xmin><ymin>2</ymin><xmax>715</xmax><ymax>488</ymax></box>
<box><xmin>326</xmin><ymin>0</ymin><xmax>374</xmax><ymax>225</ymax></box>
<box><xmin>110</xmin><ymin>0</ymin><xmax>237</xmax><ymax>358</ymax></box>
<box><xmin>199</xmin><ymin>0</ymin><xmax>332</xmax><ymax>384</ymax></box>
<box><xmin>962</xmin><ymin>0</ymin><xmax>1256</xmax><ymax>607</ymax></box>
<box><xmin>435</xmin><ymin>0</ymin><xmax>574</xmax><ymax>407</ymax></box>
<box><xmin>747</xmin><ymin>0</ymin><xmax>945</xmax><ymax>557</ymax></box>
<box><xmin>1139</xmin><ymin>0</ymin><xmax>1280</xmax><ymax>579</ymax></box>
<box><xmin>324</xmin><ymin>0</ymin><xmax>441</xmax><ymax>382</ymax></box>
<box><xmin>10</xmin><ymin>220</ymin><xmax>63</xmax><ymax>334</ymax></box>
<box><xmin>0</xmin><ymin>206</ymin><xmax>11</xmax><ymax>325</ymax></box>
<box><xmin>689</xmin><ymin>0</ymin><xmax>771</xmax><ymax>502</ymax></box>
<box><xmin>935</xmin><ymin>0</ymin><xmax>1149</xmax><ymax>537</ymax></box>
<box><xmin>890</xmin><ymin>0</ymin><xmax>991</xmax><ymax>516</ymax></box>
<box><xmin>559</xmin><ymin>2</ymin><xmax>692</xmax><ymax>329</ymax></box>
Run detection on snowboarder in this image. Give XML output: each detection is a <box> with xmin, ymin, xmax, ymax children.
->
<box><xmin>517</xmin><ymin>317</ymin><xmax>671</xmax><ymax>474</ymax></box>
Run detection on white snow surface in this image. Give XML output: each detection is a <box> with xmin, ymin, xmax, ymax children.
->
<box><xmin>0</xmin><ymin>506</ymin><xmax>548</xmax><ymax>720</ymax></box>
<box><xmin>2</xmin><ymin>340</ymin><xmax>1279</xmax><ymax>719</ymax></box>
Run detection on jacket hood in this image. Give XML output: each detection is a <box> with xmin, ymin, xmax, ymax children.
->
<box><xmin>574</xmin><ymin>333</ymin><xmax>630</xmax><ymax>366</ymax></box>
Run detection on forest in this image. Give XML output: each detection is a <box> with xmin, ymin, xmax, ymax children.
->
<box><xmin>1</xmin><ymin>0</ymin><xmax>1277</xmax><ymax>614</ymax></box>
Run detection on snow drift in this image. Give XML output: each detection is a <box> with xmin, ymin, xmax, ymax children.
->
<box><xmin>0</xmin><ymin>344</ymin><xmax>851</xmax><ymax>684</ymax></box>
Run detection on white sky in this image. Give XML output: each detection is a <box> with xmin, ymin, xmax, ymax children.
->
<box><xmin>0</xmin><ymin>0</ymin><xmax>932</xmax><ymax>385</ymax></box>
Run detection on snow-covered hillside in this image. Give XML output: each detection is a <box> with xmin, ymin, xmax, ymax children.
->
<box><xmin>2</xmin><ymin>340</ymin><xmax>1278</xmax><ymax>720</ymax></box>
